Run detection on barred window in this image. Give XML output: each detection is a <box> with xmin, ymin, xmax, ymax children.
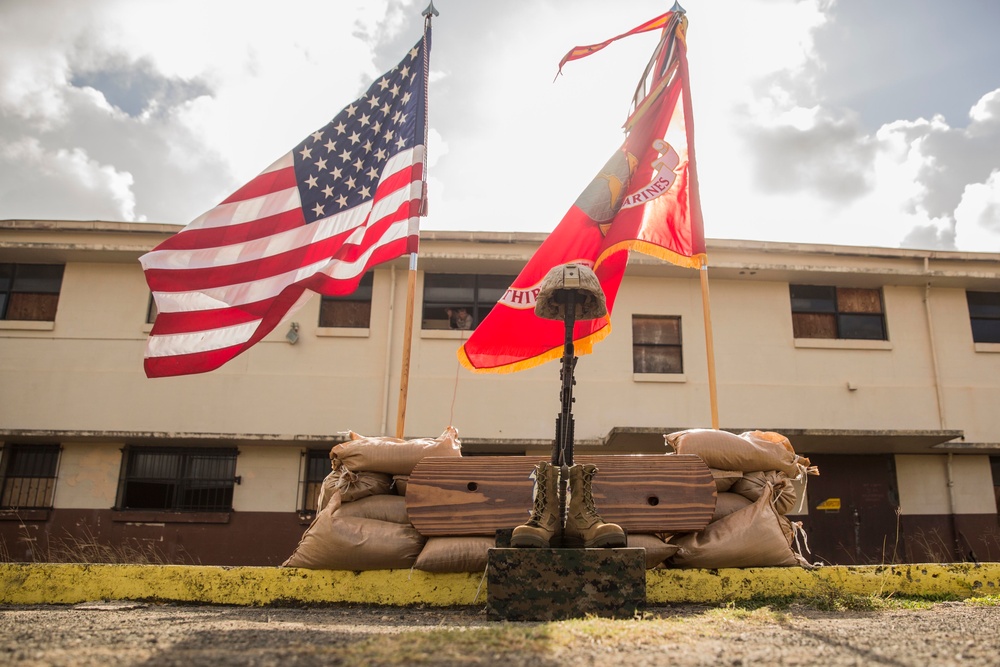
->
<box><xmin>117</xmin><ymin>447</ymin><xmax>238</xmax><ymax>512</ymax></box>
<box><xmin>790</xmin><ymin>285</ymin><xmax>887</xmax><ymax>340</ymax></box>
<box><xmin>300</xmin><ymin>449</ymin><xmax>332</xmax><ymax>514</ymax></box>
<box><xmin>319</xmin><ymin>271</ymin><xmax>373</xmax><ymax>328</ymax></box>
<box><xmin>421</xmin><ymin>274</ymin><xmax>514</xmax><ymax>330</ymax></box>
<box><xmin>633</xmin><ymin>315</ymin><xmax>683</xmax><ymax>374</ymax></box>
<box><xmin>0</xmin><ymin>263</ymin><xmax>64</xmax><ymax>321</ymax></box>
<box><xmin>967</xmin><ymin>291</ymin><xmax>1000</xmax><ymax>344</ymax></box>
<box><xmin>0</xmin><ymin>444</ymin><xmax>61</xmax><ymax>509</ymax></box>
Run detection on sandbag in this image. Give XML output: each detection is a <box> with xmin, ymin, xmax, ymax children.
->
<box><xmin>669</xmin><ymin>483</ymin><xmax>800</xmax><ymax>569</ymax></box>
<box><xmin>334</xmin><ymin>469</ymin><xmax>393</xmax><ymax>502</ymax></box>
<box><xmin>628</xmin><ymin>534</ymin><xmax>680</xmax><ymax>569</ymax></box>
<box><xmin>316</xmin><ymin>472</ymin><xmax>339</xmax><ymax>513</ymax></box>
<box><xmin>414</xmin><ymin>536</ymin><xmax>494</xmax><ymax>573</ymax></box>
<box><xmin>283</xmin><ymin>495</ymin><xmax>425</xmax><ymax>570</ymax></box>
<box><xmin>730</xmin><ymin>470</ymin><xmax>797</xmax><ymax>515</ymax></box>
<box><xmin>665</xmin><ymin>429</ymin><xmax>803</xmax><ymax>477</ymax></box>
<box><xmin>333</xmin><ymin>494</ymin><xmax>409</xmax><ymax>524</ymax></box>
<box><xmin>330</xmin><ymin>426</ymin><xmax>462</xmax><ymax>475</ymax></box>
<box><xmin>740</xmin><ymin>431</ymin><xmax>812</xmax><ymax>470</ymax></box>
<box><xmin>712</xmin><ymin>492</ymin><xmax>753</xmax><ymax>522</ymax></box>
<box><xmin>392</xmin><ymin>475</ymin><xmax>408</xmax><ymax>496</ymax></box>
<box><xmin>710</xmin><ymin>468</ymin><xmax>743</xmax><ymax>493</ymax></box>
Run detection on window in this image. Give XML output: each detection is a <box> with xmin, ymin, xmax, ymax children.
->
<box><xmin>117</xmin><ymin>447</ymin><xmax>238</xmax><ymax>512</ymax></box>
<box><xmin>146</xmin><ymin>294</ymin><xmax>158</xmax><ymax>325</ymax></box>
<box><xmin>0</xmin><ymin>263</ymin><xmax>64</xmax><ymax>321</ymax></box>
<box><xmin>790</xmin><ymin>285</ymin><xmax>886</xmax><ymax>340</ymax></box>
<box><xmin>300</xmin><ymin>449</ymin><xmax>332</xmax><ymax>514</ymax></box>
<box><xmin>991</xmin><ymin>456</ymin><xmax>1000</xmax><ymax>514</ymax></box>
<box><xmin>422</xmin><ymin>274</ymin><xmax>514</xmax><ymax>330</ymax></box>
<box><xmin>319</xmin><ymin>272</ymin><xmax>373</xmax><ymax>328</ymax></box>
<box><xmin>633</xmin><ymin>315</ymin><xmax>683</xmax><ymax>374</ymax></box>
<box><xmin>0</xmin><ymin>444</ymin><xmax>61</xmax><ymax>509</ymax></box>
<box><xmin>967</xmin><ymin>291</ymin><xmax>1000</xmax><ymax>344</ymax></box>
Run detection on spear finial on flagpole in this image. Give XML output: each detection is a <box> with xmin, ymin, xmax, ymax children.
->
<box><xmin>422</xmin><ymin>1</ymin><xmax>439</xmax><ymax>18</ymax></box>
<box><xmin>670</xmin><ymin>1</ymin><xmax>686</xmax><ymax>13</ymax></box>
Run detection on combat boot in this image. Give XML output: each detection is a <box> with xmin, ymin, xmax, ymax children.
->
<box><xmin>511</xmin><ymin>461</ymin><xmax>561</xmax><ymax>548</ymax></box>
<box><xmin>563</xmin><ymin>463</ymin><xmax>627</xmax><ymax>548</ymax></box>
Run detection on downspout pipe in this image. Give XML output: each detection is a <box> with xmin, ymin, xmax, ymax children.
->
<box><xmin>923</xmin><ymin>278</ymin><xmax>946</xmax><ymax>430</ymax></box>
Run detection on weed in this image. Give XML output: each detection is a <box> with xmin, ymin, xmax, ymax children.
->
<box><xmin>1</xmin><ymin>522</ymin><xmax>197</xmax><ymax>565</ymax></box>
<box><xmin>964</xmin><ymin>595</ymin><xmax>1000</xmax><ymax>607</ymax></box>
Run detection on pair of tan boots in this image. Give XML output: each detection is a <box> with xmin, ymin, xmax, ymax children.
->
<box><xmin>511</xmin><ymin>461</ymin><xmax>627</xmax><ymax>548</ymax></box>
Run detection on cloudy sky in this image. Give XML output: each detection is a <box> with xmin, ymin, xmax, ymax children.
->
<box><xmin>1</xmin><ymin>0</ymin><xmax>999</xmax><ymax>252</ymax></box>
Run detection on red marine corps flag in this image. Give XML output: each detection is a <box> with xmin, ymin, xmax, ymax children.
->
<box><xmin>460</xmin><ymin>8</ymin><xmax>705</xmax><ymax>373</ymax></box>
<box><xmin>140</xmin><ymin>28</ymin><xmax>431</xmax><ymax>378</ymax></box>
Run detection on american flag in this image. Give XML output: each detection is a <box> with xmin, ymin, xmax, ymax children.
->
<box><xmin>141</xmin><ymin>31</ymin><xmax>430</xmax><ymax>378</ymax></box>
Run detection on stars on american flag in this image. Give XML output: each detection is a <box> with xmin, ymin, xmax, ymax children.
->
<box><xmin>291</xmin><ymin>37</ymin><xmax>425</xmax><ymax>223</ymax></box>
<box><xmin>293</xmin><ymin>39</ymin><xmax>424</xmax><ymax>223</ymax></box>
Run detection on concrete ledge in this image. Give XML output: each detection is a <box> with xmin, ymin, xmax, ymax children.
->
<box><xmin>1</xmin><ymin>563</ymin><xmax>998</xmax><ymax>607</ymax></box>
<box><xmin>646</xmin><ymin>563</ymin><xmax>1000</xmax><ymax>603</ymax></box>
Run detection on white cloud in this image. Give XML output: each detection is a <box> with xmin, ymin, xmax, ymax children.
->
<box><xmin>955</xmin><ymin>170</ymin><xmax>1000</xmax><ymax>251</ymax></box>
<box><xmin>0</xmin><ymin>137</ymin><xmax>137</xmax><ymax>221</ymax></box>
<box><xmin>1</xmin><ymin>0</ymin><xmax>999</xmax><ymax>255</ymax></box>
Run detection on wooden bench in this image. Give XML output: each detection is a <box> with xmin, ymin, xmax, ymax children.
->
<box><xmin>405</xmin><ymin>455</ymin><xmax>716</xmax><ymax>536</ymax></box>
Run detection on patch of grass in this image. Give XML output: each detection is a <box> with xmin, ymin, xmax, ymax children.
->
<box><xmin>719</xmin><ymin>592</ymin><xmax>945</xmax><ymax>613</ymax></box>
<box><xmin>347</xmin><ymin>626</ymin><xmax>556</xmax><ymax>665</ymax></box>
<box><xmin>1</xmin><ymin>522</ymin><xmax>198</xmax><ymax>565</ymax></box>
<box><xmin>964</xmin><ymin>595</ymin><xmax>1000</xmax><ymax>607</ymax></box>
<box><xmin>342</xmin><ymin>606</ymin><xmax>796</xmax><ymax>665</ymax></box>
<box><xmin>701</xmin><ymin>603</ymin><xmax>788</xmax><ymax>624</ymax></box>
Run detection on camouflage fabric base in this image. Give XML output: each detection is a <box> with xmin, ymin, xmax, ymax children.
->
<box><xmin>486</xmin><ymin>547</ymin><xmax>645</xmax><ymax>621</ymax></box>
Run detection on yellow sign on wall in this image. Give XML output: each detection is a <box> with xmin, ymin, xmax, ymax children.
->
<box><xmin>816</xmin><ymin>497</ymin><xmax>841</xmax><ymax>511</ymax></box>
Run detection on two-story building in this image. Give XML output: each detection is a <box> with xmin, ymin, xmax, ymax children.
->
<box><xmin>1</xmin><ymin>219</ymin><xmax>998</xmax><ymax>566</ymax></box>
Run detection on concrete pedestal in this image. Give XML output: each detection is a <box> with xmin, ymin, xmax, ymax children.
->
<box><xmin>486</xmin><ymin>547</ymin><xmax>645</xmax><ymax>621</ymax></box>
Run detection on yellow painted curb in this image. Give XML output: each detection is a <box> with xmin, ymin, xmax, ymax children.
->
<box><xmin>0</xmin><ymin>564</ymin><xmax>486</xmax><ymax>607</ymax></box>
<box><xmin>1</xmin><ymin>563</ymin><xmax>998</xmax><ymax>607</ymax></box>
<box><xmin>646</xmin><ymin>563</ymin><xmax>1000</xmax><ymax>603</ymax></box>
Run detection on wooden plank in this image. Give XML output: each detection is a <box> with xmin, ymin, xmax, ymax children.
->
<box><xmin>405</xmin><ymin>455</ymin><xmax>716</xmax><ymax>536</ymax></box>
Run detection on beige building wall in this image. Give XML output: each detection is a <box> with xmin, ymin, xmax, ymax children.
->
<box><xmin>2</xmin><ymin>221</ymin><xmax>999</xmax><ymax>448</ymax></box>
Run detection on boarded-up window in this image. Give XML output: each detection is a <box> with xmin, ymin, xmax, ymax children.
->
<box><xmin>633</xmin><ymin>315</ymin><xmax>683</xmax><ymax>374</ymax></box>
<box><xmin>790</xmin><ymin>285</ymin><xmax>886</xmax><ymax>340</ymax></box>
<box><xmin>421</xmin><ymin>274</ymin><xmax>514</xmax><ymax>331</ymax></box>
<box><xmin>967</xmin><ymin>291</ymin><xmax>1000</xmax><ymax>344</ymax></box>
<box><xmin>0</xmin><ymin>263</ymin><xmax>64</xmax><ymax>321</ymax></box>
<box><xmin>319</xmin><ymin>272</ymin><xmax>374</xmax><ymax>328</ymax></box>
<box><xmin>0</xmin><ymin>444</ymin><xmax>60</xmax><ymax>509</ymax></box>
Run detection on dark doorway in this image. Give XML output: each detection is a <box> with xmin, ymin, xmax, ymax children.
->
<box><xmin>799</xmin><ymin>454</ymin><xmax>903</xmax><ymax>565</ymax></box>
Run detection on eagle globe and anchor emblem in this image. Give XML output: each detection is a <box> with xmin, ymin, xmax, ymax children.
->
<box><xmin>497</xmin><ymin>137</ymin><xmax>681</xmax><ymax>311</ymax></box>
<box><xmin>574</xmin><ymin>137</ymin><xmax>682</xmax><ymax>236</ymax></box>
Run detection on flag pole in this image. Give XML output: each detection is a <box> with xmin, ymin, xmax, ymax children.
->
<box><xmin>395</xmin><ymin>253</ymin><xmax>418</xmax><ymax>438</ymax></box>
<box><xmin>669</xmin><ymin>1</ymin><xmax>718</xmax><ymax>429</ymax></box>
<box><xmin>699</xmin><ymin>265</ymin><xmax>720</xmax><ymax>429</ymax></box>
<box><xmin>395</xmin><ymin>1</ymin><xmax>437</xmax><ymax>439</ymax></box>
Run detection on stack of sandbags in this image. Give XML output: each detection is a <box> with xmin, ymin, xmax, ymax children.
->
<box><xmin>282</xmin><ymin>426</ymin><xmax>461</xmax><ymax>570</ymax></box>
<box><xmin>663</xmin><ymin>429</ymin><xmax>817</xmax><ymax>569</ymax></box>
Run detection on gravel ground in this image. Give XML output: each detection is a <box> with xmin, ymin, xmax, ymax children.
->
<box><xmin>1</xmin><ymin>601</ymin><xmax>999</xmax><ymax>666</ymax></box>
